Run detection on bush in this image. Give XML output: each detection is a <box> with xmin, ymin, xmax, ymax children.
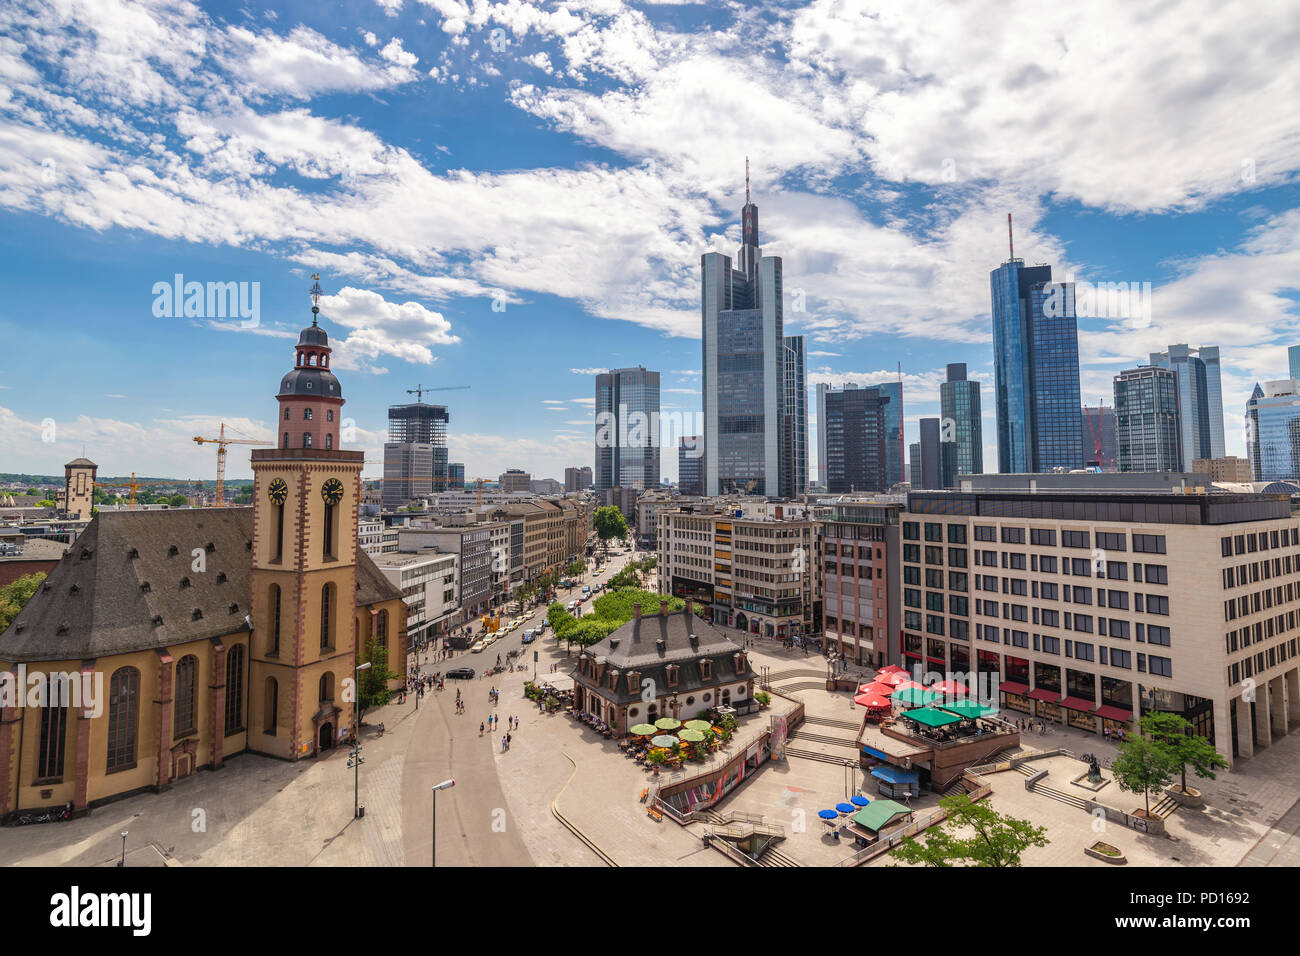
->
<box><xmin>755</xmin><ymin>691</ymin><xmax>771</xmax><ymax>706</ymax></box>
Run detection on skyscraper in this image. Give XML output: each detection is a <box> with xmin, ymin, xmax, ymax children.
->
<box><xmin>1246</xmin><ymin>380</ymin><xmax>1300</xmax><ymax>480</ymax></box>
<box><xmin>1289</xmin><ymin>346</ymin><xmax>1300</xmax><ymax>382</ymax></box>
<box><xmin>678</xmin><ymin>436</ymin><xmax>704</xmax><ymax>496</ymax></box>
<box><xmin>781</xmin><ymin>334</ymin><xmax>808</xmax><ymax>497</ymax></box>
<box><xmin>1114</xmin><ymin>366</ymin><xmax>1181</xmax><ymax>472</ymax></box>
<box><xmin>1147</xmin><ymin>343</ymin><xmax>1225</xmax><ymax>464</ymax></box>
<box><xmin>702</xmin><ymin>164</ymin><xmax>784</xmax><ymax>496</ymax></box>
<box><xmin>916</xmin><ymin>417</ymin><xmax>945</xmax><ymax>489</ymax></box>
<box><xmin>820</xmin><ymin>384</ymin><xmax>889</xmax><ymax>493</ymax></box>
<box><xmin>383</xmin><ymin>401</ymin><xmax>449</xmax><ymax>509</ymax></box>
<box><xmin>990</xmin><ymin>240</ymin><xmax>1083</xmax><ymax>473</ymax></box>
<box><xmin>1080</xmin><ymin>405</ymin><xmax>1117</xmax><ymax>470</ymax></box>
<box><xmin>878</xmin><ymin>380</ymin><xmax>905</xmax><ymax>488</ymax></box>
<box><xmin>595</xmin><ymin>366</ymin><xmax>661</xmax><ymax>492</ymax></box>
<box><xmin>939</xmin><ymin>362</ymin><xmax>982</xmax><ymax>481</ymax></box>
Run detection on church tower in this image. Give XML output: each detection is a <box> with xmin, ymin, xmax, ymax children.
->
<box><xmin>247</xmin><ymin>278</ymin><xmax>362</xmax><ymax>760</ymax></box>
<box><xmin>63</xmin><ymin>456</ymin><xmax>97</xmax><ymax>520</ymax></box>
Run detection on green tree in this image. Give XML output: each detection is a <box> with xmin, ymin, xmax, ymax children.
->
<box><xmin>1110</xmin><ymin>735</ymin><xmax>1178</xmax><ymax>815</ymax></box>
<box><xmin>608</xmin><ymin>564</ymin><xmax>641</xmax><ymax>590</ymax></box>
<box><xmin>1139</xmin><ymin>711</ymin><xmax>1228</xmax><ymax>794</ymax></box>
<box><xmin>26</xmin><ymin>488</ymin><xmax>38</xmax><ymax>496</ymax></box>
<box><xmin>565</xmin><ymin>559</ymin><xmax>586</xmax><ymax>580</ymax></box>
<box><xmin>516</xmin><ymin>581</ymin><xmax>539</xmax><ymax>607</ymax></box>
<box><xmin>592</xmin><ymin>505</ymin><xmax>628</xmax><ymax>559</ymax></box>
<box><xmin>891</xmin><ymin>792</ymin><xmax>1049</xmax><ymax>867</ymax></box>
<box><xmin>355</xmin><ymin>639</ymin><xmax>402</xmax><ymax>721</ymax></box>
<box><xmin>0</xmin><ymin>573</ymin><xmax>46</xmax><ymax>634</ymax></box>
<box><xmin>167</xmin><ymin>494</ymin><xmax>188</xmax><ymax>507</ymax></box>
<box><xmin>36</xmin><ymin>499</ymin><xmax>57</xmax><ymax>508</ymax></box>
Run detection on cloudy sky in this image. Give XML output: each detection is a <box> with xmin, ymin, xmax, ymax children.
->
<box><xmin>1</xmin><ymin>0</ymin><xmax>1298</xmax><ymax>482</ymax></box>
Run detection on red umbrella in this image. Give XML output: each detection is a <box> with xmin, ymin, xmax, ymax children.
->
<box><xmin>857</xmin><ymin>681</ymin><xmax>895</xmax><ymax>698</ymax></box>
<box><xmin>874</xmin><ymin>669</ymin><xmax>910</xmax><ymax>688</ymax></box>
<box><xmin>877</xmin><ymin>664</ymin><xmax>908</xmax><ymax>676</ymax></box>
<box><xmin>894</xmin><ymin>680</ymin><xmax>925</xmax><ymax>692</ymax></box>
<box><xmin>854</xmin><ymin>692</ymin><xmax>892</xmax><ymax>709</ymax></box>
<box><xmin>930</xmin><ymin>679</ymin><xmax>970</xmax><ymax>697</ymax></box>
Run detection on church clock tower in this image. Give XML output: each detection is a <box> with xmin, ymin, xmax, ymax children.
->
<box><xmin>247</xmin><ymin>278</ymin><xmax>363</xmax><ymax>760</ymax></box>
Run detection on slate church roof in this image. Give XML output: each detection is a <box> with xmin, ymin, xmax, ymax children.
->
<box><xmin>0</xmin><ymin>508</ymin><xmax>402</xmax><ymax>663</ymax></box>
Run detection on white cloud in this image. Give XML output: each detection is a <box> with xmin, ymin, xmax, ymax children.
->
<box><xmin>318</xmin><ymin>286</ymin><xmax>459</xmax><ymax>372</ymax></box>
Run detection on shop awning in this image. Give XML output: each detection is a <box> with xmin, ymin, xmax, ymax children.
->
<box><xmin>1060</xmin><ymin>696</ymin><xmax>1097</xmax><ymax>712</ymax></box>
<box><xmin>902</xmin><ymin>706</ymin><xmax>963</xmax><ymax>728</ymax></box>
<box><xmin>1094</xmin><ymin>705</ymin><xmax>1133</xmax><ymax>722</ymax></box>
<box><xmin>1027</xmin><ymin>688</ymin><xmax>1062</xmax><ymax>703</ymax></box>
<box><xmin>998</xmin><ymin>681</ymin><xmax>1029</xmax><ymax>695</ymax></box>
<box><xmin>870</xmin><ymin>766</ymin><xmax>920</xmax><ymax>784</ymax></box>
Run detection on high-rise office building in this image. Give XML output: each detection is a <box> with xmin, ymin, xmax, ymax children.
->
<box><xmin>1148</xmin><ymin>344</ymin><xmax>1225</xmax><ymax>465</ymax></box>
<box><xmin>820</xmin><ymin>384</ymin><xmax>890</xmax><ymax>493</ymax></box>
<box><xmin>991</xmin><ymin>251</ymin><xmax>1083</xmax><ymax>473</ymax></box>
<box><xmin>678</xmin><ymin>436</ymin><xmax>704</xmax><ymax>496</ymax></box>
<box><xmin>939</xmin><ymin>363</ymin><xmax>982</xmax><ymax>481</ymax></box>
<box><xmin>564</xmin><ymin>466</ymin><xmax>592</xmax><ymax>493</ymax></box>
<box><xmin>1081</xmin><ymin>405</ymin><xmax>1118</xmax><ymax>470</ymax></box>
<box><xmin>1289</xmin><ymin>347</ymin><xmax>1300</xmax><ymax>382</ymax></box>
<box><xmin>879</xmin><ymin>380</ymin><xmax>904</xmax><ymax>488</ymax></box>
<box><xmin>383</xmin><ymin>401</ymin><xmax>450</xmax><ymax>509</ymax></box>
<box><xmin>1114</xmin><ymin>366</ymin><xmax>1181</xmax><ymax>472</ymax></box>
<box><xmin>915</xmin><ymin>417</ymin><xmax>945</xmax><ymax>489</ymax></box>
<box><xmin>782</xmin><ymin>334</ymin><xmax>808</xmax><ymax>497</ymax></box>
<box><xmin>500</xmin><ymin>469</ymin><xmax>532</xmax><ymax>492</ymax></box>
<box><xmin>908</xmin><ymin>442</ymin><xmax>921</xmax><ymax>486</ymax></box>
<box><xmin>702</xmin><ymin>166</ymin><xmax>784</xmax><ymax>497</ymax></box>
<box><xmin>1246</xmin><ymin>380</ymin><xmax>1300</xmax><ymax>481</ymax></box>
<box><xmin>595</xmin><ymin>366</ymin><xmax>661</xmax><ymax>492</ymax></box>
<box><xmin>448</xmin><ymin>462</ymin><xmax>465</xmax><ymax>491</ymax></box>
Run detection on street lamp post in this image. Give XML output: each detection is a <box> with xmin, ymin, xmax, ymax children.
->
<box><xmin>117</xmin><ymin>830</ymin><xmax>128</xmax><ymax>867</ymax></box>
<box><xmin>431</xmin><ymin>778</ymin><xmax>455</xmax><ymax>867</ymax></box>
<box><xmin>353</xmin><ymin>660</ymin><xmax>372</xmax><ymax>819</ymax></box>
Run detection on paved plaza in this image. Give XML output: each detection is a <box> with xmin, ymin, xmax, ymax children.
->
<box><xmin>4</xmin><ymin>557</ymin><xmax>1299</xmax><ymax>868</ymax></box>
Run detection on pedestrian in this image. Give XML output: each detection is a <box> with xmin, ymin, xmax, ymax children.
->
<box><xmin>506</xmin><ymin>732</ymin><xmax>512</xmax><ymax>749</ymax></box>
<box><xmin>480</xmin><ymin>722</ymin><xmax>485</xmax><ymax>736</ymax></box>
<box><xmin>501</xmin><ymin>735</ymin><xmax>507</xmax><ymax>751</ymax></box>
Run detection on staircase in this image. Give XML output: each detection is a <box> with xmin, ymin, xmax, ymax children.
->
<box><xmin>1031</xmin><ymin>783</ymin><xmax>1089</xmax><ymax>810</ymax></box>
<box><xmin>789</xmin><ymin>730</ymin><xmax>858</xmax><ymax>750</ymax></box>
<box><xmin>802</xmin><ymin>715</ymin><xmax>860</xmax><ymax>732</ymax></box>
<box><xmin>757</xmin><ymin>845</ymin><xmax>801</xmax><ymax>867</ymax></box>
<box><xmin>785</xmin><ymin>747</ymin><xmax>855</xmax><ymax>766</ymax></box>
<box><xmin>1149</xmin><ymin>794</ymin><xmax>1179</xmax><ymax>819</ymax></box>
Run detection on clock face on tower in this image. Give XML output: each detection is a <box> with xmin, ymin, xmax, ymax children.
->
<box><xmin>267</xmin><ymin>478</ymin><xmax>288</xmax><ymax>505</ymax></box>
<box><xmin>321</xmin><ymin>478</ymin><xmax>345</xmax><ymax>506</ymax></box>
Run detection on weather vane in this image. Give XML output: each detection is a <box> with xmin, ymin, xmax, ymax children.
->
<box><xmin>309</xmin><ymin>273</ymin><xmax>323</xmax><ymax>324</ymax></box>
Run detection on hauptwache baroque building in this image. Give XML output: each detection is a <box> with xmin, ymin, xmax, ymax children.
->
<box><xmin>0</xmin><ymin>302</ymin><xmax>406</xmax><ymax>818</ymax></box>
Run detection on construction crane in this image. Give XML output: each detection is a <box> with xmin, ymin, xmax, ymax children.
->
<box><xmin>193</xmin><ymin>423</ymin><xmax>271</xmax><ymax>507</ymax></box>
<box><xmin>407</xmin><ymin>383</ymin><xmax>471</xmax><ymax>401</ymax></box>
<box><xmin>1083</xmin><ymin>400</ymin><xmax>1111</xmax><ymax>471</ymax></box>
<box><xmin>93</xmin><ymin>473</ymin><xmax>189</xmax><ymax>511</ymax></box>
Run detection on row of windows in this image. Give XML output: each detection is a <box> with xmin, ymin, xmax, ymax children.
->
<box><xmin>1223</xmin><ymin>555</ymin><xmax>1298</xmax><ymax>589</ymax></box>
<box><xmin>1227</xmin><ymin>638</ymin><xmax>1299</xmax><ymax>685</ymax></box>
<box><xmin>1220</xmin><ymin>527</ymin><xmax>1300</xmax><ymax>557</ymax></box>
<box><xmin>966</xmin><ymin>625</ymin><xmax>1172</xmax><ymax>675</ymax></box>
<box><xmin>283</xmin><ymin>408</ymin><xmax>335</xmax><ymax>422</ymax></box>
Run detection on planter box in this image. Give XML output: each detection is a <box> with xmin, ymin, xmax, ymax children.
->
<box><xmin>1085</xmin><ymin>842</ymin><xmax>1126</xmax><ymax>865</ymax></box>
<box><xmin>1165</xmin><ymin>786</ymin><xmax>1204</xmax><ymax>808</ymax></box>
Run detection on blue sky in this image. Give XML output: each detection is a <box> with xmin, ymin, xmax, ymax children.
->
<box><xmin>1</xmin><ymin>0</ymin><xmax>1298</xmax><ymax>483</ymax></box>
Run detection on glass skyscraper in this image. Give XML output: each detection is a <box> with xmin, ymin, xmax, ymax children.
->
<box><xmin>819</xmin><ymin>384</ymin><xmax>889</xmax><ymax>493</ymax></box>
<box><xmin>702</xmin><ymin>172</ymin><xmax>784</xmax><ymax>496</ymax></box>
<box><xmin>781</xmin><ymin>334</ymin><xmax>808</xmax><ymax>497</ymax></box>
<box><xmin>990</xmin><ymin>259</ymin><xmax>1083</xmax><ymax>472</ymax></box>
<box><xmin>1147</xmin><ymin>343</ymin><xmax>1225</xmax><ymax>465</ymax></box>
<box><xmin>878</xmin><ymin>380</ymin><xmax>904</xmax><ymax>488</ymax></box>
<box><xmin>939</xmin><ymin>362</ymin><xmax>982</xmax><ymax>482</ymax></box>
<box><xmin>595</xmin><ymin>366</ymin><xmax>661</xmax><ymax>491</ymax></box>
<box><xmin>1246</xmin><ymin>380</ymin><xmax>1300</xmax><ymax>481</ymax></box>
<box><xmin>383</xmin><ymin>401</ymin><xmax>449</xmax><ymax>508</ymax></box>
<box><xmin>1290</xmin><ymin>347</ymin><xmax>1300</xmax><ymax>382</ymax></box>
<box><xmin>1114</xmin><ymin>366</ymin><xmax>1181</xmax><ymax>472</ymax></box>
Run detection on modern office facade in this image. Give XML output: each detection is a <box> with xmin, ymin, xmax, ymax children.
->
<box><xmin>1246</xmin><ymin>380</ymin><xmax>1300</xmax><ymax>481</ymax></box>
<box><xmin>447</xmin><ymin>462</ymin><xmax>465</xmax><ymax>491</ymax></box>
<box><xmin>1114</xmin><ymin>366</ymin><xmax>1182</xmax><ymax>472</ymax></box>
<box><xmin>1081</xmin><ymin>405</ymin><xmax>1118</xmax><ymax>470</ymax></box>
<box><xmin>879</xmin><ymin>381</ymin><xmax>905</xmax><ymax>488</ymax></box>
<box><xmin>939</xmin><ymin>363</ymin><xmax>982</xmax><ymax>482</ymax></box>
<box><xmin>819</xmin><ymin>384</ymin><xmax>890</xmax><ymax>494</ymax></box>
<box><xmin>383</xmin><ymin>402</ymin><xmax>450</xmax><ymax>509</ymax></box>
<box><xmin>678</xmin><ymin>436</ymin><xmax>704</xmax><ymax>496</ymax></box>
<box><xmin>1290</xmin><ymin>346</ymin><xmax>1300</xmax><ymax>382</ymax></box>
<box><xmin>382</xmin><ymin>442</ymin><xmax>433</xmax><ymax>509</ymax></box>
<box><xmin>781</xmin><ymin>334</ymin><xmax>808</xmax><ymax>498</ymax></box>
<box><xmin>902</xmin><ymin>488</ymin><xmax>1300</xmax><ymax>766</ymax></box>
<box><xmin>499</xmin><ymin>469</ymin><xmax>531</xmax><ymax>492</ymax></box>
<box><xmin>990</xmin><ymin>259</ymin><xmax>1083</xmax><ymax>473</ymax></box>
<box><xmin>595</xmin><ymin>366</ymin><xmax>661</xmax><ymax>492</ymax></box>
<box><xmin>1148</xmin><ymin>344</ymin><xmax>1226</xmax><ymax>465</ymax></box>
<box><xmin>702</xmin><ymin>176</ymin><xmax>784</xmax><ymax>497</ymax></box>
<box><xmin>564</xmin><ymin>466</ymin><xmax>593</xmax><ymax>493</ymax></box>
<box><xmin>820</xmin><ymin>499</ymin><xmax>902</xmax><ymax>667</ymax></box>
<box><xmin>914</xmin><ymin>417</ymin><xmax>950</xmax><ymax>490</ymax></box>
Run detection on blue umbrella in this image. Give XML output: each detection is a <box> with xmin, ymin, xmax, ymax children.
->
<box><xmin>818</xmin><ymin>809</ymin><xmax>839</xmax><ymax>820</ymax></box>
<box><xmin>836</xmin><ymin>802</ymin><xmax>855</xmax><ymax>814</ymax></box>
<box><xmin>850</xmin><ymin>795</ymin><xmax>869</xmax><ymax>807</ymax></box>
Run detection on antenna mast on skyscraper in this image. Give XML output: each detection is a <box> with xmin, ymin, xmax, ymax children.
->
<box><xmin>745</xmin><ymin>156</ymin><xmax>750</xmax><ymax>205</ymax></box>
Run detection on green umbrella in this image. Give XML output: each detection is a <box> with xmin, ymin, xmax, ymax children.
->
<box><xmin>651</xmin><ymin>735</ymin><xmax>679</xmax><ymax>748</ymax></box>
<box><xmin>629</xmin><ymin>724</ymin><xmax>657</xmax><ymax>736</ymax></box>
<box><xmin>654</xmin><ymin>717</ymin><xmax>682</xmax><ymax>731</ymax></box>
<box><xmin>684</xmin><ymin>719</ymin><xmax>712</xmax><ymax>732</ymax></box>
<box><xmin>893</xmin><ymin>686</ymin><xmax>939</xmax><ymax>708</ymax></box>
<box><xmin>678</xmin><ymin>728</ymin><xmax>705</xmax><ymax>742</ymax></box>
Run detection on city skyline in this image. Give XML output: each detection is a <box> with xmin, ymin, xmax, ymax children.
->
<box><xmin>2</xmin><ymin>2</ymin><xmax>1299</xmax><ymax>487</ymax></box>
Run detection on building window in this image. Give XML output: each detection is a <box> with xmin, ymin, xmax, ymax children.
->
<box><xmin>269</xmin><ymin>584</ymin><xmax>282</xmax><ymax>655</ymax></box>
<box><xmin>325</xmin><ymin>434</ymin><xmax>333</xmax><ymax>450</ymax></box>
<box><xmin>320</xmin><ymin>583</ymin><xmax>334</xmax><ymax>648</ymax></box>
<box><xmin>326</xmin><ymin>410</ymin><xmax>334</xmax><ymax>422</ymax></box>
<box><xmin>303</xmin><ymin>433</ymin><xmax>312</xmax><ymax>448</ymax></box>
<box><xmin>376</xmin><ymin>609</ymin><xmax>388</xmax><ymax>648</ymax></box>
<box><xmin>304</xmin><ymin>408</ymin><xmax>313</xmax><ymax>420</ymax></box>
<box><xmin>282</xmin><ymin>433</ymin><xmax>289</xmax><ymax>449</ymax></box>
<box><xmin>224</xmin><ymin>645</ymin><xmax>245</xmax><ymax>735</ymax></box>
<box><xmin>36</xmin><ymin>674</ymin><xmax>69</xmax><ymax>781</ymax></box>
<box><xmin>319</xmin><ymin>672</ymin><xmax>334</xmax><ymax>703</ymax></box>
<box><xmin>264</xmin><ymin>678</ymin><xmax>278</xmax><ymax>735</ymax></box>
<box><xmin>107</xmin><ymin>667</ymin><xmax>140</xmax><ymax>772</ymax></box>
<box><xmin>174</xmin><ymin>655</ymin><xmax>198</xmax><ymax>737</ymax></box>
<box><xmin>323</xmin><ymin>502</ymin><xmax>337</xmax><ymax>561</ymax></box>
<box><xmin>284</xmin><ymin>408</ymin><xmax>290</xmax><ymax>420</ymax></box>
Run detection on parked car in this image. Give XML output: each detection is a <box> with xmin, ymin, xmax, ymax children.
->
<box><xmin>521</xmin><ymin>628</ymin><xmax>537</xmax><ymax>644</ymax></box>
<box><xmin>581</xmin><ymin>585</ymin><xmax>591</xmax><ymax>596</ymax></box>
<box><xmin>446</xmin><ymin>667</ymin><xmax>475</xmax><ymax>679</ymax></box>
<box><xmin>470</xmin><ymin>638</ymin><xmax>489</xmax><ymax>653</ymax></box>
